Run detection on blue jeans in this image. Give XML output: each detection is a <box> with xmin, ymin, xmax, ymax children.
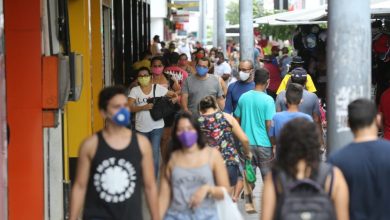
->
<box><xmin>139</xmin><ymin>128</ymin><xmax>164</xmax><ymax>178</ymax></box>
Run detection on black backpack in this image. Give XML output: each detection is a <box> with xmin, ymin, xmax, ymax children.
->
<box><xmin>273</xmin><ymin>163</ymin><xmax>336</xmax><ymax>220</ymax></box>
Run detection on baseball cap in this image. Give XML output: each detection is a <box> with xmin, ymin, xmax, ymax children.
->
<box><xmin>291</xmin><ymin>67</ymin><xmax>307</xmax><ymax>79</ymax></box>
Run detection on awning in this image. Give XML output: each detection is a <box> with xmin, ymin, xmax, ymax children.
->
<box><xmin>254</xmin><ymin>1</ymin><xmax>390</xmax><ymax>26</ymax></box>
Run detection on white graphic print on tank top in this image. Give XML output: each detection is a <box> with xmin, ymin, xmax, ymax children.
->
<box><xmin>93</xmin><ymin>157</ymin><xmax>137</xmax><ymax>203</ymax></box>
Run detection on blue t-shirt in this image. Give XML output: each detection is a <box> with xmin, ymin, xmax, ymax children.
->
<box><xmin>224</xmin><ymin>81</ymin><xmax>255</xmax><ymax>114</ymax></box>
<box><xmin>328</xmin><ymin>139</ymin><xmax>390</xmax><ymax>220</ymax></box>
<box><xmin>269</xmin><ymin>111</ymin><xmax>312</xmax><ymax>141</ymax></box>
<box><xmin>234</xmin><ymin>90</ymin><xmax>275</xmax><ymax>147</ymax></box>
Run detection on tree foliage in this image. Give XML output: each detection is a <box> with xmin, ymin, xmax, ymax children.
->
<box><xmin>226</xmin><ymin>0</ymin><xmax>296</xmax><ymax>40</ymax></box>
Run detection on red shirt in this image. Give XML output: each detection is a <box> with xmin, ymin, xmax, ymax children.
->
<box><xmin>163</xmin><ymin>66</ymin><xmax>189</xmax><ymax>88</ymax></box>
<box><xmin>263</xmin><ymin>63</ymin><xmax>281</xmax><ymax>92</ymax></box>
<box><xmin>380</xmin><ymin>88</ymin><xmax>390</xmax><ymax>140</ymax></box>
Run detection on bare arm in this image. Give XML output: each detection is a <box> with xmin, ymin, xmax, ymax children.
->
<box><xmin>217</xmin><ymin>97</ymin><xmax>225</xmax><ymax>111</ymax></box>
<box><xmin>329</xmin><ymin>167</ymin><xmax>349</xmax><ymax>220</ymax></box>
<box><xmin>266</xmin><ymin>120</ymin><xmax>275</xmax><ymax>154</ymax></box>
<box><xmin>159</xmin><ymin>160</ymin><xmax>172</xmax><ymax>218</ymax></box>
<box><xmin>138</xmin><ymin>134</ymin><xmax>160</xmax><ymax>220</ymax></box>
<box><xmin>224</xmin><ymin>113</ymin><xmax>250</xmax><ymax>157</ymax></box>
<box><xmin>261</xmin><ymin>173</ymin><xmax>277</xmax><ymax>220</ymax></box>
<box><xmin>128</xmin><ymin>97</ymin><xmax>153</xmax><ymax>113</ymax></box>
<box><xmin>181</xmin><ymin>93</ymin><xmax>191</xmax><ymax>114</ymax></box>
<box><xmin>219</xmin><ymin>77</ymin><xmax>228</xmax><ymax>96</ymax></box>
<box><xmin>69</xmin><ymin>136</ymin><xmax>97</xmax><ymax>220</ymax></box>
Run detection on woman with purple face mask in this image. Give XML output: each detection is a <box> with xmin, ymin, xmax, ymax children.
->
<box><xmin>159</xmin><ymin>112</ymin><xmax>230</xmax><ymax>220</ymax></box>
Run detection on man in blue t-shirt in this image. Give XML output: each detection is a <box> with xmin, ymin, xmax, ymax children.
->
<box><xmin>328</xmin><ymin>99</ymin><xmax>390</xmax><ymax>220</ymax></box>
<box><xmin>235</xmin><ymin>68</ymin><xmax>275</xmax><ymax>177</ymax></box>
<box><xmin>269</xmin><ymin>83</ymin><xmax>312</xmax><ymax>153</ymax></box>
<box><xmin>224</xmin><ymin>60</ymin><xmax>255</xmax><ymax>115</ymax></box>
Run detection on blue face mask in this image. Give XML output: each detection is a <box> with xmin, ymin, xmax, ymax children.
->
<box><xmin>196</xmin><ymin>66</ymin><xmax>209</xmax><ymax>76</ymax></box>
<box><xmin>112</xmin><ymin>108</ymin><xmax>131</xmax><ymax>126</ymax></box>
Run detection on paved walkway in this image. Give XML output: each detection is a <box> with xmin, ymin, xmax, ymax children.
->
<box><xmin>237</xmin><ymin>168</ymin><xmax>263</xmax><ymax>220</ymax></box>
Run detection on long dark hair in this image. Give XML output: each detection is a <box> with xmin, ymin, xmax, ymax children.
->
<box><xmin>163</xmin><ymin>112</ymin><xmax>206</xmax><ymax>164</ymax></box>
<box><xmin>274</xmin><ymin>118</ymin><xmax>321</xmax><ymax>179</ymax></box>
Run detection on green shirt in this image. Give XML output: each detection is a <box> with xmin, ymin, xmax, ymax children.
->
<box><xmin>234</xmin><ymin>90</ymin><xmax>275</xmax><ymax>147</ymax></box>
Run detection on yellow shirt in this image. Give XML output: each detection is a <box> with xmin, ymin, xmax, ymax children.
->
<box><xmin>132</xmin><ymin>59</ymin><xmax>150</xmax><ymax>70</ymax></box>
<box><xmin>276</xmin><ymin>73</ymin><xmax>317</xmax><ymax>94</ymax></box>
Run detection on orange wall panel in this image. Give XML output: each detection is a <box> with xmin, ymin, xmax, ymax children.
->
<box><xmin>5</xmin><ymin>0</ymin><xmax>43</xmax><ymax>219</ymax></box>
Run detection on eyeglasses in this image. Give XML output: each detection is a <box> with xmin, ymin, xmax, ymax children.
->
<box><xmin>239</xmin><ymin>68</ymin><xmax>253</xmax><ymax>72</ymax></box>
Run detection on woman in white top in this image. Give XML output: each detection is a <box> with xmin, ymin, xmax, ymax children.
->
<box><xmin>128</xmin><ymin>67</ymin><xmax>177</xmax><ymax>178</ymax></box>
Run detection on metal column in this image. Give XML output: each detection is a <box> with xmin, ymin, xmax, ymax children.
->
<box><xmin>199</xmin><ymin>0</ymin><xmax>207</xmax><ymax>46</ymax></box>
<box><xmin>239</xmin><ymin>0</ymin><xmax>254</xmax><ymax>61</ymax></box>
<box><xmin>216</xmin><ymin>0</ymin><xmax>226</xmax><ymax>55</ymax></box>
<box><xmin>327</xmin><ymin>0</ymin><xmax>371</xmax><ymax>151</ymax></box>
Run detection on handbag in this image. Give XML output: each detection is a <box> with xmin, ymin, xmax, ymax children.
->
<box><xmin>245</xmin><ymin>159</ymin><xmax>256</xmax><ymax>184</ymax></box>
<box><xmin>216</xmin><ymin>187</ymin><xmax>244</xmax><ymax>220</ymax></box>
<box><xmin>147</xmin><ymin>84</ymin><xmax>178</xmax><ymax>121</ymax></box>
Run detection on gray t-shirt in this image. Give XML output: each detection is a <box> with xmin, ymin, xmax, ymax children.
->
<box><xmin>182</xmin><ymin>74</ymin><xmax>223</xmax><ymax>114</ymax></box>
<box><xmin>275</xmin><ymin>90</ymin><xmax>320</xmax><ymax>116</ymax></box>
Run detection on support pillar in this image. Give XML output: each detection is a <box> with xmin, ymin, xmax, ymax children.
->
<box><xmin>199</xmin><ymin>0</ymin><xmax>207</xmax><ymax>46</ymax></box>
<box><xmin>327</xmin><ymin>0</ymin><xmax>371</xmax><ymax>151</ymax></box>
<box><xmin>239</xmin><ymin>0</ymin><xmax>254</xmax><ymax>61</ymax></box>
<box><xmin>216</xmin><ymin>0</ymin><xmax>226</xmax><ymax>55</ymax></box>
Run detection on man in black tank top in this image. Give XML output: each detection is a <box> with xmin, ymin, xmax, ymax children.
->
<box><xmin>69</xmin><ymin>86</ymin><xmax>159</xmax><ymax>220</ymax></box>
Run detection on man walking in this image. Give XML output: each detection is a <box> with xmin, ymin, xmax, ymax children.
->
<box><xmin>181</xmin><ymin>57</ymin><xmax>224</xmax><ymax>115</ymax></box>
<box><xmin>234</xmin><ymin>68</ymin><xmax>275</xmax><ymax>177</ymax></box>
<box><xmin>70</xmin><ymin>86</ymin><xmax>159</xmax><ymax>220</ymax></box>
<box><xmin>224</xmin><ymin>60</ymin><xmax>255</xmax><ymax>115</ymax></box>
<box><xmin>329</xmin><ymin>99</ymin><xmax>390</xmax><ymax>220</ymax></box>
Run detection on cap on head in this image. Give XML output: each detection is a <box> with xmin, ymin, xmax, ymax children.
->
<box><xmin>291</xmin><ymin>56</ymin><xmax>305</xmax><ymax>64</ymax></box>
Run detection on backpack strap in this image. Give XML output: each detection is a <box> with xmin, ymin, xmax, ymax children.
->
<box><xmin>315</xmin><ymin>162</ymin><xmax>334</xmax><ymax>196</ymax></box>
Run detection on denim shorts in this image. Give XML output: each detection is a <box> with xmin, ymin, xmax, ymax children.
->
<box><xmin>226</xmin><ymin>164</ymin><xmax>239</xmax><ymax>186</ymax></box>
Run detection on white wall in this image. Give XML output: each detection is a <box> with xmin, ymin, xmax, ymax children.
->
<box><xmin>151</xmin><ymin>18</ymin><xmax>165</xmax><ymax>41</ymax></box>
<box><xmin>150</xmin><ymin>0</ymin><xmax>167</xmax><ymax>41</ymax></box>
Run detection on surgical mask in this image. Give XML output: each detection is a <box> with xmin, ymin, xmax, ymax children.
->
<box><xmin>152</xmin><ymin>66</ymin><xmax>164</xmax><ymax>75</ymax></box>
<box><xmin>239</xmin><ymin>71</ymin><xmax>251</xmax><ymax>81</ymax></box>
<box><xmin>177</xmin><ymin>131</ymin><xmax>198</xmax><ymax>148</ymax></box>
<box><xmin>112</xmin><ymin>108</ymin><xmax>131</xmax><ymax>127</ymax></box>
<box><xmin>196</xmin><ymin>66</ymin><xmax>209</xmax><ymax>76</ymax></box>
<box><xmin>138</xmin><ymin>76</ymin><xmax>151</xmax><ymax>87</ymax></box>
<box><xmin>215</xmin><ymin>58</ymin><xmax>220</xmax><ymax>63</ymax></box>
<box><xmin>196</xmin><ymin>53</ymin><xmax>204</xmax><ymax>59</ymax></box>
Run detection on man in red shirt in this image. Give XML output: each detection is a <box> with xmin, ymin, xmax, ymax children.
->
<box><xmin>379</xmin><ymin>84</ymin><xmax>390</xmax><ymax>140</ymax></box>
<box><xmin>163</xmin><ymin>52</ymin><xmax>189</xmax><ymax>88</ymax></box>
<box><xmin>261</xmin><ymin>55</ymin><xmax>281</xmax><ymax>99</ymax></box>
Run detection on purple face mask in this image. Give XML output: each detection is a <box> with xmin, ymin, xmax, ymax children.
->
<box><xmin>177</xmin><ymin>131</ymin><xmax>198</xmax><ymax>148</ymax></box>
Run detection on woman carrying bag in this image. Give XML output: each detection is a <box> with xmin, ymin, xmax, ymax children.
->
<box><xmin>159</xmin><ymin>112</ymin><xmax>242</xmax><ymax>220</ymax></box>
<box><xmin>128</xmin><ymin>67</ymin><xmax>177</xmax><ymax>178</ymax></box>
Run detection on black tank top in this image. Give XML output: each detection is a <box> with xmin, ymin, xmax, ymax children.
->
<box><xmin>83</xmin><ymin>130</ymin><xmax>143</xmax><ymax>220</ymax></box>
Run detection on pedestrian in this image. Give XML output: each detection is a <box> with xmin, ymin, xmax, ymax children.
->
<box><xmin>190</xmin><ymin>48</ymin><xmax>206</xmax><ymax>69</ymax></box>
<box><xmin>279</xmin><ymin>47</ymin><xmax>292</xmax><ymax>78</ymax></box>
<box><xmin>269</xmin><ymin>83</ymin><xmax>313</xmax><ymax>152</ymax></box>
<box><xmin>379</xmin><ymin>82</ymin><xmax>390</xmax><ymax>140</ymax></box>
<box><xmin>178</xmin><ymin>53</ymin><xmax>195</xmax><ymax>75</ymax></box>
<box><xmin>261</xmin><ymin>118</ymin><xmax>349</xmax><ymax>220</ymax></box>
<box><xmin>159</xmin><ymin>112</ymin><xmax>230</xmax><ymax>219</ymax></box>
<box><xmin>151</xmin><ymin>35</ymin><xmax>161</xmax><ymax>56</ymax></box>
<box><xmin>69</xmin><ymin>86</ymin><xmax>159</xmax><ymax>220</ymax></box>
<box><xmin>198</xmin><ymin>96</ymin><xmax>251</xmax><ymax>196</ymax></box>
<box><xmin>262</xmin><ymin>55</ymin><xmax>282</xmax><ymax>99</ymax></box>
<box><xmin>214</xmin><ymin>51</ymin><xmax>233</xmax><ymax>84</ymax></box>
<box><xmin>328</xmin><ymin>99</ymin><xmax>390</xmax><ymax>219</ymax></box>
<box><xmin>234</xmin><ymin>68</ymin><xmax>276</xmax><ymax>178</ymax></box>
<box><xmin>224</xmin><ymin>60</ymin><xmax>256</xmax><ymax>115</ymax></box>
<box><xmin>276</xmin><ymin>56</ymin><xmax>317</xmax><ymax>94</ymax></box>
<box><xmin>132</xmin><ymin>51</ymin><xmax>152</xmax><ymax>71</ymax></box>
<box><xmin>275</xmin><ymin>67</ymin><xmax>324</xmax><ymax>146</ymax></box>
<box><xmin>181</xmin><ymin>57</ymin><xmax>225</xmax><ymax>116</ymax></box>
<box><xmin>128</xmin><ymin>67</ymin><xmax>177</xmax><ymax>178</ymax></box>
<box><xmin>164</xmin><ymin>52</ymin><xmax>189</xmax><ymax>88</ymax></box>
<box><xmin>150</xmin><ymin>56</ymin><xmax>181</xmax><ymax>168</ymax></box>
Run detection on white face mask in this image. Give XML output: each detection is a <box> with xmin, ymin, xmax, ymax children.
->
<box><xmin>239</xmin><ymin>71</ymin><xmax>250</xmax><ymax>81</ymax></box>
